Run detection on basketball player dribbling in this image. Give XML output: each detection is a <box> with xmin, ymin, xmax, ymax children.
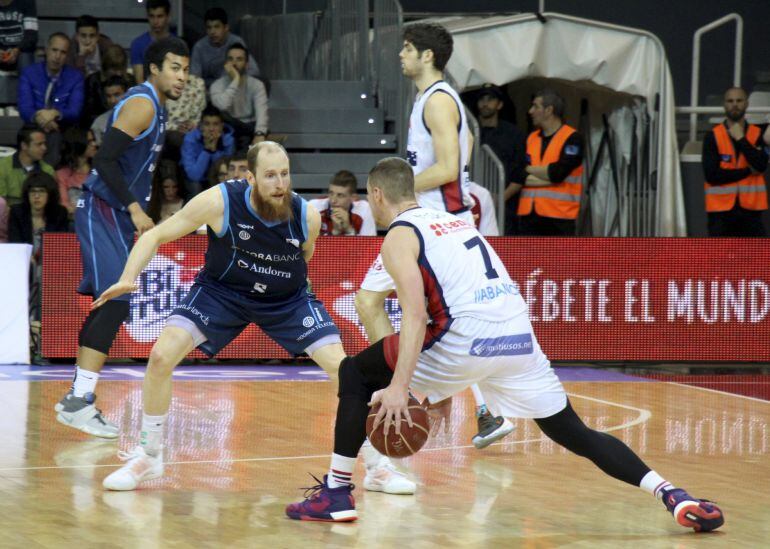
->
<box><xmin>286</xmin><ymin>158</ymin><xmax>724</xmax><ymax>535</ymax></box>
<box><xmin>354</xmin><ymin>24</ymin><xmax>513</xmax><ymax>489</ymax></box>
<box><xmin>91</xmin><ymin>142</ymin><xmax>393</xmax><ymax>491</ymax></box>
<box><xmin>55</xmin><ymin>37</ymin><xmax>190</xmax><ymax>438</ymax></box>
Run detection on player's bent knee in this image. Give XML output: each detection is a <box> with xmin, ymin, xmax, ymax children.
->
<box><xmin>78</xmin><ymin>300</ymin><xmax>130</xmax><ymax>354</ymax></box>
<box><xmin>337</xmin><ymin>357</ymin><xmax>370</xmax><ymax>400</ymax></box>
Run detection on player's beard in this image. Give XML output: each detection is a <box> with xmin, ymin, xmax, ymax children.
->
<box><xmin>254</xmin><ymin>186</ymin><xmax>293</xmax><ymax>222</ymax></box>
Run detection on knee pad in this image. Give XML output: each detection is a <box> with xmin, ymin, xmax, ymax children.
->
<box><xmin>78</xmin><ymin>300</ymin><xmax>130</xmax><ymax>354</ymax></box>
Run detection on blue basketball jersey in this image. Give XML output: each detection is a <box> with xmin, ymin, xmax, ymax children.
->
<box><xmin>83</xmin><ymin>81</ymin><xmax>166</xmax><ymax>211</ymax></box>
<box><xmin>197</xmin><ymin>180</ymin><xmax>309</xmax><ymax>299</ymax></box>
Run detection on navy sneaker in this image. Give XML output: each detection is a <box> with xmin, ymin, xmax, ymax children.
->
<box><xmin>662</xmin><ymin>488</ymin><xmax>724</xmax><ymax>532</ymax></box>
<box><xmin>285</xmin><ymin>474</ymin><xmax>357</xmax><ymax>522</ymax></box>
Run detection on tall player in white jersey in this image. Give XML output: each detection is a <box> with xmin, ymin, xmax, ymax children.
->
<box><xmin>286</xmin><ymin>158</ymin><xmax>725</xmax><ymax>533</ymax></box>
<box><xmin>355</xmin><ymin>23</ymin><xmax>512</xmax><ymax>462</ymax></box>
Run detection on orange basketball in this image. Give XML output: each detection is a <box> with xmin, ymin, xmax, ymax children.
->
<box><xmin>366</xmin><ymin>395</ymin><xmax>430</xmax><ymax>458</ymax></box>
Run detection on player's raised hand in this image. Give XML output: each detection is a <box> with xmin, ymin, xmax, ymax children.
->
<box><xmin>92</xmin><ymin>281</ymin><xmax>137</xmax><ymax>309</ymax></box>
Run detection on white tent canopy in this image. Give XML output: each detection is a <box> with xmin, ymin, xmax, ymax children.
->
<box><xmin>441</xmin><ymin>12</ymin><xmax>686</xmax><ymax>236</ymax></box>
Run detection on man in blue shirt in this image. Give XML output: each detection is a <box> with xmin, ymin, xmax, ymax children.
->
<box><xmin>130</xmin><ymin>0</ymin><xmax>172</xmax><ymax>83</ymax></box>
<box><xmin>18</xmin><ymin>32</ymin><xmax>84</xmax><ymax>165</ymax></box>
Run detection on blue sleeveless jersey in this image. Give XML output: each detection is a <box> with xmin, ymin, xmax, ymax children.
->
<box><xmin>83</xmin><ymin>81</ymin><xmax>166</xmax><ymax>211</ymax></box>
<box><xmin>197</xmin><ymin>180</ymin><xmax>309</xmax><ymax>299</ymax></box>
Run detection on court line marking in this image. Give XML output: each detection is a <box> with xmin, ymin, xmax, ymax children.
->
<box><xmin>668</xmin><ymin>381</ymin><xmax>770</xmax><ymax>404</ymax></box>
<box><xmin>0</xmin><ymin>391</ymin><xmax>651</xmax><ymax>473</ymax></box>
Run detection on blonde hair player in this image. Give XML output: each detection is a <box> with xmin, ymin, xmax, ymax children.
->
<box><xmin>286</xmin><ymin>157</ymin><xmax>725</xmax><ymax>534</ymax></box>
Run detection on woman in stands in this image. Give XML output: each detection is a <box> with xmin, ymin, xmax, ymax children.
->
<box><xmin>56</xmin><ymin>127</ymin><xmax>98</xmax><ymax>215</ymax></box>
<box><xmin>147</xmin><ymin>160</ymin><xmax>187</xmax><ymax>224</ymax></box>
<box><xmin>8</xmin><ymin>172</ymin><xmax>70</xmax><ymax>244</ymax></box>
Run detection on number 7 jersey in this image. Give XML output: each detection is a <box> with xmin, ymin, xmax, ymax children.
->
<box><xmin>389</xmin><ymin>207</ymin><xmax>527</xmax><ymax>324</ymax></box>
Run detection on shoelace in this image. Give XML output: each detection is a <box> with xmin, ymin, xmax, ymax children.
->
<box><xmin>300</xmin><ymin>473</ymin><xmax>327</xmax><ymax>500</ymax></box>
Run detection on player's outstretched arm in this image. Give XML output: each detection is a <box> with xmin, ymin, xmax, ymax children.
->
<box><xmin>92</xmin><ymin>187</ymin><xmax>224</xmax><ymax>308</ymax></box>
<box><xmin>369</xmin><ymin>226</ymin><xmax>427</xmax><ymax>435</ymax></box>
<box><xmin>301</xmin><ymin>201</ymin><xmax>321</xmax><ymax>263</ymax></box>
<box><xmin>414</xmin><ymin>92</ymin><xmax>461</xmax><ymax>193</ymax></box>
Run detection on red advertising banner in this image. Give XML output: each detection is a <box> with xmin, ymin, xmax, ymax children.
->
<box><xmin>42</xmin><ymin>234</ymin><xmax>770</xmax><ymax>362</ymax></box>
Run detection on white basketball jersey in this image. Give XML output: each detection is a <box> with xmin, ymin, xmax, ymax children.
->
<box><xmin>391</xmin><ymin>207</ymin><xmax>527</xmax><ymax>323</ymax></box>
<box><xmin>406</xmin><ymin>80</ymin><xmax>472</xmax><ymax>214</ymax></box>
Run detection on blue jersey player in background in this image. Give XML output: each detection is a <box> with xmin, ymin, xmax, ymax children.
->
<box><xmin>55</xmin><ymin>37</ymin><xmax>190</xmax><ymax>438</ymax></box>
<box><xmin>91</xmin><ymin>142</ymin><xmax>350</xmax><ymax>490</ymax></box>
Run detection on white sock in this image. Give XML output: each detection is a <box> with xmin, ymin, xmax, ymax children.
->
<box><xmin>360</xmin><ymin>438</ymin><xmax>386</xmax><ymax>469</ymax></box>
<box><xmin>71</xmin><ymin>367</ymin><xmax>99</xmax><ymax>397</ymax></box>
<box><xmin>328</xmin><ymin>453</ymin><xmax>357</xmax><ymax>488</ymax></box>
<box><xmin>140</xmin><ymin>413</ymin><xmax>167</xmax><ymax>457</ymax></box>
<box><xmin>639</xmin><ymin>470</ymin><xmax>674</xmax><ymax>499</ymax></box>
<box><xmin>471</xmin><ymin>384</ymin><xmax>488</xmax><ymax>415</ymax></box>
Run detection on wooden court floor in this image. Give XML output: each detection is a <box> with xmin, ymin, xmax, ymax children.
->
<box><xmin>0</xmin><ymin>375</ymin><xmax>767</xmax><ymax>548</ymax></box>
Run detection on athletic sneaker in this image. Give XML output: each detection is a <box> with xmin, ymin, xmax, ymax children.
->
<box><xmin>55</xmin><ymin>391</ymin><xmax>119</xmax><ymax>439</ymax></box>
<box><xmin>472</xmin><ymin>411</ymin><xmax>514</xmax><ymax>449</ymax></box>
<box><xmin>363</xmin><ymin>457</ymin><xmax>416</xmax><ymax>495</ymax></box>
<box><xmin>102</xmin><ymin>446</ymin><xmax>164</xmax><ymax>491</ymax></box>
<box><xmin>285</xmin><ymin>474</ymin><xmax>357</xmax><ymax>522</ymax></box>
<box><xmin>662</xmin><ymin>488</ymin><xmax>724</xmax><ymax>532</ymax></box>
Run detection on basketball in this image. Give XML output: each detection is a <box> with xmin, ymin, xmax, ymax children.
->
<box><xmin>366</xmin><ymin>395</ymin><xmax>430</xmax><ymax>458</ymax></box>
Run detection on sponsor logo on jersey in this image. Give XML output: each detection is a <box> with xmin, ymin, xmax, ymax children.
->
<box><xmin>239</xmin><ymin>230</ymin><xmax>251</xmax><ymax>241</ymax></box>
<box><xmin>474</xmin><ymin>282</ymin><xmax>520</xmax><ymax>303</ymax></box>
<box><xmin>232</xmin><ymin>245</ymin><xmax>301</xmax><ymax>263</ymax></box>
<box><xmin>253</xmin><ymin>282</ymin><xmax>267</xmax><ymax>293</ymax></box>
<box><xmin>237</xmin><ymin>223</ymin><xmax>255</xmax><ymax>230</ymax></box>
<box><xmin>76</xmin><ymin>198</ymin><xmax>85</xmax><ymax>209</ymax></box>
<box><xmin>470</xmin><ymin>334</ymin><xmax>533</xmax><ymax>357</ymax></box>
<box><xmin>236</xmin><ymin>259</ymin><xmax>292</xmax><ymax>278</ymax></box>
<box><xmin>286</xmin><ymin>238</ymin><xmax>300</xmax><ymax>248</ymax></box>
<box><xmin>302</xmin><ymin>316</ymin><xmax>315</xmax><ymax>328</ymax></box>
<box><xmin>429</xmin><ymin>220</ymin><xmax>471</xmax><ymax>236</ymax></box>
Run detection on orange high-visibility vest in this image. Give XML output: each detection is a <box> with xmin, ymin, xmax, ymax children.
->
<box><xmin>705</xmin><ymin>123</ymin><xmax>768</xmax><ymax>212</ymax></box>
<box><xmin>518</xmin><ymin>125</ymin><xmax>583</xmax><ymax>220</ymax></box>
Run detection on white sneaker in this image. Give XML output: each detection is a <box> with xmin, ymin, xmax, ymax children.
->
<box><xmin>472</xmin><ymin>414</ymin><xmax>514</xmax><ymax>449</ymax></box>
<box><xmin>55</xmin><ymin>392</ymin><xmax>119</xmax><ymax>439</ymax></box>
<box><xmin>103</xmin><ymin>446</ymin><xmax>164</xmax><ymax>491</ymax></box>
<box><xmin>363</xmin><ymin>457</ymin><xmax>416</xmax><ymax>495</ymax></box>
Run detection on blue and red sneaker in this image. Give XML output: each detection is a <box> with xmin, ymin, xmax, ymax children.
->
<box><xmin>662</xmin><ymin>488</ymin><xmax>724</xmax><ymax>532</ymax></box>
<box><xmin>285</xmin><ymin>474</ymin><xmax>357</xmax><ymax>522</ymax></box>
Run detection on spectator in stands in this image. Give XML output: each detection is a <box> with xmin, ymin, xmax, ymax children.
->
<box><xmin>468</xmin><ymin>180</ymin><xmax>499</xmax><ymax>236</ymax></box>
<box><xmin>227</xmin><ymin>150</ymin><xmax>249</xmax><ymax>180</ymax></box>
<box><xmin>181</xmin><ymin>105</ymin><xmax>234</xmax><ymax>195</ymax></box>
<box><xmin>0</xmin><ymin>125</ymin><xmax>54</xmax><ymax>206</ymax></box>
<box><xmin>147</xmin><ymin>160</ymin><xmax>186</xmax><ymax>224</ymax></box>
<box><xmin>82</xmin><ymin>45</ymin><xmax>135</xmax><ymax>127</ymax></box>
<box><xmin>0</xmin><ymin>196</ymin><xmax>8</xmax><ymax>241</ymax></box>
<box><xmin>56</xmin><ymin>127</ymin><xmax>97</xmax><ymax>214</ymax></box>
<box><xmin>207</xmin><ymin>155</ymin><xmax>231</xmax><ymax>188</ymax></box>
<box><xmin>131</xmin><ymin>0</ymin><xmax>173</xmax><ymax>83</ymax></box>
<box><xmin>309</xmin><ymin>170</ymin><xmax>376</xmax><ymax>236</ymax></box>
<box><xmin>0</xmin><ymin>0</ymin><xmax>37</xmax><ymax>72</ymax></box>
<box><xmin>190</xmin><ymin>7</ymin><xmax>259</xmax><ymax>88</ymax></box>
<box><xmin>475</xmin><ymin>84</ymin><xmax>527</xmax><ymax>235</ymax></box>
<box><xmin>18</xmin><ymin>33</ymin><xmax>84</xmax><ymax>166</ymax></box>
<box><xmin>90</xmin><ymin>75</ymin><xmax>127</xmax><ymax>146</ymax></box>
<box><xmin>702</xmin><ymin>87</ymin><xmax>769</xmax><ymax>237</ymax></box>
<box><xmin>8</xmin><ymin>171</ymin><xmax>69</xmax><ymax>244</ymax></box>
<box><xmin>211</xmin><ymin>43</ymin><xmax>268</xmax><ymax>150</ymax></box>
<box><xmin>164</xmin><ymin>72</ymin><xmax>206</xmax><ymax>161</ymax></box>
<box><xmin>512</xmin><ymin>89</ymin><xmax>584</xmax><ymax>236</ymax></box>
<box><xmin>66</xmin><ymin>15</ymin><xmax>112</xmax><ymax>78</ymax></box>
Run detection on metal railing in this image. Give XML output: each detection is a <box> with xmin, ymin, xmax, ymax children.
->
<box><xmin>373</xmin><ymin>0</ymin><xmax>410</xmax><ymax>155</ymax></box>
<box><xmin>304</xmin><ymin>0</ymin><xmax>369</xmax><ymax>85</ymax></box>
<box><xmin>688</xmin><ymin>13</ymin><xmax>743</xmax><ymax>143</ymax></box>
<box><xmin>466</xmin><ymin>107</ymin><xmax>506</xmax><ymax>234</ymax></box>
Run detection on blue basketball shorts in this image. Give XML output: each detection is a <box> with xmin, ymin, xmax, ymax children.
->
<box><xmin>169</xmin><ymin>280</ymin><xmax>341</xmax><ymax>357</ymax></box>
<box><xmin>75</xmin><ymin>190</ymin><xmax>135</xmax><ymax>302</ymax></box>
